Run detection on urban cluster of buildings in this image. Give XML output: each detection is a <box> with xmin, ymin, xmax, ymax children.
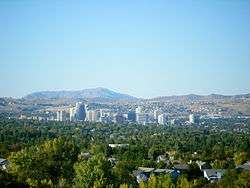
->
<box><xmin>55</xmin><ymin>102</ymin><xmax>200</xmax><ymax>126</ymax></box>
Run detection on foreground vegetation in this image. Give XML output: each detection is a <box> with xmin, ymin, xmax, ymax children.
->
<box><xmin>0</xmin><ymin>118</ymin><xmax>250</xmax><ymax>187</ymax></box>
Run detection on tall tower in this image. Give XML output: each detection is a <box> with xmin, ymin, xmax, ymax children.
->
<box><xmin>189</xmin><ymin>114</ymin><xmax>200</xmax><ymax>124</ymax></box>
<box><xmin>154</xmin><ymin>109</ymin><xmax>161</xmax><ymax>120</ymax></box>
<box><xmin>136</xmin><ymin>106</ymin><xmax>142</xmax><ymax>114</ymax></box>
<box><xmin>75</xmin><ymin>102</ymin><xmax>86</xmax><ymax>121</ymax></box>
<box><xmin>57</xmin><ymin>110</ymin><xmax>66</xmax><ymax>121</ymax></box>
<box><xmin>158</xmin><ymin>114</ymin><xmax>168</xmax><ymax>125</ymax></box>
<box><xmin>69</xmin><ymin>107</ymin><xmax>76</xmax><ymax>121</ymax></box>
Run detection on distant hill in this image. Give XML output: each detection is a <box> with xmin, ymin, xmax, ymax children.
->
<box><xmin>149</xmin><ymin>93</ymin><xmax>250</xmax><ymax>102</ymax></box>
<box><xmin>24</xmin><ymin>88</ymin><xmax>250</xmax><ymax>101</ymax></box>
<box><xmin>24</xmin><ymin>88</ymin><xmax>137</xmax><ymax>101</ymax></box>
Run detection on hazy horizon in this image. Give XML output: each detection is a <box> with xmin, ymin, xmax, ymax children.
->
<box><xmin>1</xmin><ymin>1</ymin><xmax>250</xmax><ymax>98</ymax></box>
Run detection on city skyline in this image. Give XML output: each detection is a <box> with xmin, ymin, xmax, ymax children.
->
<box><xmin>1</xmin><ymin>1</ymin><xmax>250</xmax><ymax>98</ymax></box>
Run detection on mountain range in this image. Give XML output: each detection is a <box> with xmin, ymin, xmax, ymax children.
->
<box><xmin>24</xmin><ymin>87</ymin><xmax>250</xmax><ymax>101</ymax></box>
<box><xmin>24</xmin><ymin>87</ymin><xmax>137</xmax><ymax>101</ymax></box>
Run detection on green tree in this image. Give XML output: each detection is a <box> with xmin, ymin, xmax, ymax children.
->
<box><xmin>8</xmin><ymin>137</ymin><xmax>79</xmax><ymax>187</ymax></box>
<box><xmin>73</xmin><ymin>154</ymin><xmax>114</xmax><ymax>188</ymax></box>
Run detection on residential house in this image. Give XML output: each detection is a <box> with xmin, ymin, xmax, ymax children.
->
<box><xmin>156</xmin><ymin>155</ymin><xmax>169</xmax><ymax>165</ymax></box>
<box><xmin>174</xmin><ymin>164</ymin><xmax>189</xmax><ymax>173</ymax></box>
<box><xmin>236</xmin><ymin>161</ymin><xmax>250</xmax><ymax>171</ymax></box>
<box><xmin>0</xmin><ymin>158</ymin><xmax>9</xmax><ymax>171</ymax></box>
<box><xmin>203</xmin><ymin>169</ymin><xmax>226</xmax><ymax>182</ymax></box>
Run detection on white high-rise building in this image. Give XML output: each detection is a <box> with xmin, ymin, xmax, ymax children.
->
<box><xmin>136</xmin><ymin>106</ymin><xmax>142</xmax><ymax>114</ymax></box>
<box><xmin>86</xmin><ymin>110</ymin><xmax>100</xmax><ymax>122</ymax></box>
<box><xmin>57</xmin><ymin>110</ymin><xmax>66</xmax><ymax>121</ymax></box>
<box><xmin>69</xmin><ymin>107</ymin><xmax>76</xmax><ymax>121</ymax></box>
<box><xmin>154</xmin><ymin>109</ymin><xmax>161</xmax><ymax>120</ymax></box>
<box><xmin>189</xmin><ymin>114</ymin><xmax>200</xmax><ymax>124</ymax></box>
<box><xmin>86</xmin><ymin>110</ymin><xmax>93</xmax><ymax>122</ymax></box>
<box><xmin>158</xmin><ymin>114</ymin><xmax>168</xmax><ymax>125</ymax></box>
<box><xmin>92</xmin><ymin>110</ymin><xmax>100</xmax><ymax>122</ymax></box>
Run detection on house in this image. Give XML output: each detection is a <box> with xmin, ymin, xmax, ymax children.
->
<box><xmin>0</xmin><ymin>158</ymin><xmax>9</xmax><ymax>171</ymax></box>
<box><xmin>171</xmin><ymin>160</ymin><xmax>181</xmax><ymax>164</ymax></box>
<box><xmin>133</xmin><ymin>170</ymin><xmax>148</xmax><ymax>183</ymax></box>
<box><xmin>133</xmin><ymin>167</ymin><xmax>178</xmax><ymax>183</ymax></box>
<box><xmin>203</xmin><ymin>169</ymin><xmax>226</xmax><ymax>182</ymax></box>
<box><xmin>138</xmin><ymin>167</ymin><xmax>155</xmax><ymax>175</ymax></box>
<box><xmin>153</xmin><ymin>169</ymin><xmax>174</xmax><ymax>175</ymax></box>
<box><xmin>236</xmin><ymin>161</ymin><xmax>250</xmax><ymax>171</ymax></box>
<box><xmin>174</xmin><ymin>164</ymin><xmax>189</xmax><ymax>173</ymax></box>
<box><xmin>156</xmin><ymin>155</ymin><xmax>169</xmax><ymax>165</ymax></box>
<box><xmin>133</xmin><ymin>168</ymin><xmax>154</xmax><ymax>183</ymax></box>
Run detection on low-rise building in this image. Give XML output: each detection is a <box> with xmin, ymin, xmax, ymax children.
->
<box><xmin>203</xmin><ymin>169</ymin><xmax>226</xmax><ymax>182</ymax></box>
<box><xmin>0</xmin><ymin>158</ymin><xmax>9</xmax><ymax>171</ymax></box>
<box><xmin>236</xmin><ymin>161</ymin><xmax>250</xmax><ymax>171</ymax></box>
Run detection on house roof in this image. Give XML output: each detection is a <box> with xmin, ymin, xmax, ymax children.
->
<box><xmin>174</xmin><ymin>164</ymin><xmax>189</xmax><ymax>170</ymax></box>
<box><xmin>236</xmin><ymin>162</ymin><xmax>250</xmax><ymax>171</ymax></box>
<box><xmin>154</xmin><ymin>169</ymin><xmax>167</xmax><ymax>173</ymax></box>
<box><xmin>133</xmin><ymin>170</ymin><xmax>143</xmax><ymax>177</ymax></box>
<box><xmin>0</xmin><ymin>158</ymin><xmax>7</xmax><ymax>164</ymax></box>
<box><xmin>203</xmin><ymin>169</ymin><xmax>226</xmax><ymax>177</ymax></box>
<box><xmin>138</xmin><ymin>167</ymin><xmax>155</xmax><ymax>173</ymax></box>
<box><xmin>154</xmin><ymin>169</ymin><xmax>174</xmax><ymax>173</ymax></box>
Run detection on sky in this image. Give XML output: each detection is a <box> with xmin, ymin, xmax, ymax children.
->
<box><xmin>0</xmin><ymin>0</ymin><xmax>250</xmax><ymax>98</ymax></box>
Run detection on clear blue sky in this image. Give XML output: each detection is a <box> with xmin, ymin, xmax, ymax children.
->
<box><xmin>0</xmin><ymin>0</ymin><xmax>250</xmax><ymax>98</ymax></box>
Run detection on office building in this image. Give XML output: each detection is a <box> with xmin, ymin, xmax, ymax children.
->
<box><xmin>114</xmin><ymin>112</ymin><xmax>125</xmax><ymax>124</ymax></box>
<box><xmin>69</xmin><ymin>107</ymin><xmax>76</xmax><ymax>121</ymax></box>
<box><xmin>189</xmin><ymin>114</ymin><xmax>200</xmax><ymax>124</ymax></box>
<box><xmin>158</xmin><ymin>114</ymin><xmax>168</xmax><ymax>125</ymax></box>
<box><xmin>127</xmin><ymin>111</ymin><xmax>136</xmax><ymax>122</ymax></box>
<box><xmin>136</xmin><ymin>106</ymin><xmax>142</xmax><ymax>114</ymax></box>
<box><xmin>136</xmin><ymin>113</ymin><xmax>149</xmax><ymax>125</ymax></box>
<box><xmin>57</xmin><ymin>110</ymin><xmax>66</xmax><ymax>121</ymax></box>
<box><xmin>70</xmin><ymin>102</ymin><xmax>86</xmax><ymax>121</ymax></box>
<box><xmin>154</xmin><ymin>109</ymin><xmax>161</xmax><ymax>120</ymax></box>
<box><xmin>86</xmin><ymin>110</ymin><xmax>100</xmax><ymax>122</ymax></box>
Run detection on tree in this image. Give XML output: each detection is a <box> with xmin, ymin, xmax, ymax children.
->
<box><xmin>8</xmin><ymin>137</ymin><xmax>79</xmax><ymax>186</ymax></box>
<box><xmin>177</xmin><ymin>176</ymin><xmax>190</xmax><ymax>188</ymax></box>
<box><xmin>113</xmin><ymin>161</ymin><xmax>137</xmax><ymax>187</ymax></box>
<box><xmin>119</xmin><ymin>183</ymin><xmax>129</xmax><ymax>188</ymax></box>
<box><xmin>73</xmin><ymin>154</ymin><xmax>114</xmax><ymax>188</ymax></box>
<box><xmin>234</xmin><ymin>152</ymin><xmax>248</xmax><ymax>165</ymax></box>
<box><xmin>147</xmin><ymin>175</ymin><xmax>158</xmax><ymax>188</ymax></box>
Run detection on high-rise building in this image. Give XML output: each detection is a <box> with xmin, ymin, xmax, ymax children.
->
<box><xmin>57</xmin><ymin>110</ymin><xmax>66</xmax><ymax>121</ymax></box>
<box><xmin>114</xmin><ymin>112</ymin><xmax>125</xmax><ymax>124</ymax></box>
<box><xmin>158</xmin><ymin>114</ymin><xmax>168</xmax><ymax>125</ymax></box>
<box><xmin>127</xmin><ymin>111</ymin><xmax>136</xmax><ymax>122</ymax></box>
<box><xmin>56</xmin><ymin>111</ymin><xmax>60</xmax><ymax>121</ymax></box>
<box><xmin>86</xmin><ymin>110</ymin><xmax>93</xmax><ymax>122</ymax></box>
<box><xmin>93</xmin><ymin>110</ymin><xmax>101</xmax><ymax>122</ymax></box>
<box><xmin>135</xmin><ymin>106</ymin><xmax>142</xmax><ymax>114</ymax></box>
<box><xmin>136</xmin><ymin>113</ymin><xmax>149</xmax><ymax>125</ymax></box>
<box><xmin>69</xmin><ymin>107</ymin><xmax>76</xmax><ymax>121</ymax></box>
<box><xmin>86</xmin><ymin>110</ymin><xmax>100</xmax><ymax>122</ymax></box>
<box><xmin>189</xmin><ymin>114</ymin><xmax>200</xmax><ymax>124</ymax></box>
<box><xmin>74</xmin><ymin>102</ymin><xmax>86</xmax><ymax>121</ymax></box>
<box><xmin>154</xmin><ymin>109</ymin><xmax>161</xmax><ymax>120</ymax></box>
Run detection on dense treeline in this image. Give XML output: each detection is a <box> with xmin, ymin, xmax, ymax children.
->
<box><xmin>0</xmin><ymin>118</ymin><xmax>250</xmax><ymax>187</ymax></box>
